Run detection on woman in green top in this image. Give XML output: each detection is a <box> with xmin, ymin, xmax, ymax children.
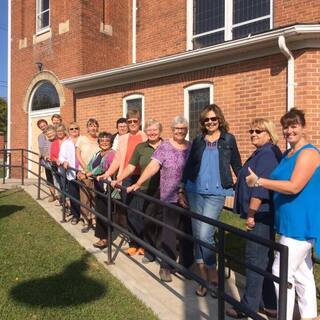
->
<box><xmin>112</xmin><ymin>119</ymin><xmax>162</xmax><ymax>261</ymax></box>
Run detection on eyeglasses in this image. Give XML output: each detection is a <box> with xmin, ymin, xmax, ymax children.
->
<box><xmin>249</xmin><ymin>129</ymin><xmax>266</xmax><ymax>135</ymax></box>
<box><xmin>203</xmin><ymin>117</ymin><xmax>218</xmax><ymax>123</ymax></box>
<box><xmin>127</xmin><ymin>119</ymin><xmax>139</xmax><ymax>124</ymax></box>
<box><xmin>69</xmin><ymin>127</ymin><xmax>79</xmax><ymax>131</ymax></box>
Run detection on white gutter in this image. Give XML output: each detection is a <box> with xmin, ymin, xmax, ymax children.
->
<box><xmin>6</xmin><ymin>0</ymin><xmax>11</xmax><ymax>179</ymax></box>
<box><xmin>132</xmin><ymin>0</ymin><xmax>137</xmax><ymax>63</ymax></box>
<box><xmin>61</xmin><ymin>24</ymin><xmax>320</xmax><ymax>92</ymax></box>
<box><xmin>278</xmin><ymin>35</ymin><xmax>295</xmax><ymax>111</ymax></box>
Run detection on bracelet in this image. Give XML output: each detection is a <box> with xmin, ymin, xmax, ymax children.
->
<box><xmin>254</xmin><ymin>177</ymin><xmax>261</xmax><ymax>187</ymax></box>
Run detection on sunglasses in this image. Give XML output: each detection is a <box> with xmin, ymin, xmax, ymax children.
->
<box><xmin>203</xmin><ymin>117</ymin><xmax>218</xmax><ymax>123</ymax></box>
<box><xmin>69</xmin><ymin>127</ymin><xmax>79</xmax><ymax>131</ymax></box>
<box><xmin>127</xmin><ymin>119</ymin><xmax>139</xmax><ymax>124</ymax></box>
<box><xmin>249</xmin><ymin>129</ymin><xmax>265</xmax><ymax>135</ymax></box>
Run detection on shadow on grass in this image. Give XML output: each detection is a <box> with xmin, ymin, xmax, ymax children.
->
<box><xmin>0</xmin><ymin>205</ymin><xmax>25</xmax><ymax>219</ymax></box>
<box><xmin>10</xmin><ymin>253</ymin><xmax>107</xmax><ymax>307</ymax></box>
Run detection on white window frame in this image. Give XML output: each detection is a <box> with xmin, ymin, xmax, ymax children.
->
<box><xmin>122</xmin><ymin>94</ymin><xmax>145</xmax><ymax>130</ymax></box>
<box><xmin>184</xmin><ymin>82</ymin><xmax>213</xmax><ymax>140</ymax></box>
<box><xmin>36</xmin><ymin>0</ymin><xmax>50</xmax><ymax>34</ymax></box>
<box><xmin>187</xmin><ymin>0</ymin><xmax>273</xmax><ymax>50</ymax></box>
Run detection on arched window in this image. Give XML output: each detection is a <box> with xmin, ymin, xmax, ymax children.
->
<box><xmin>31</xmin><ymin>81</ymin><xmax>60</xmax><ymax>111</ymax></box>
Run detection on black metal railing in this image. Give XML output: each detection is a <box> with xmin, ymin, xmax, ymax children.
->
<box><xmin>0</xmin><ymin>148</ymin><xmax>291</xmax><ymax>320</ymax></box>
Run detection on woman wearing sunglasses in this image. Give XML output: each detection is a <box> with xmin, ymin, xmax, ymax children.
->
<box><xmin>179</xmin><ymin>104</ymin><xmax>242</xmax><ymax>297</ymax></box>
<box><xmin>226</xmin><ymin>119</ymin><xmax>282</xmax><ymax>318</ymax></box>
<box><xmin>246</xmin><ymin>109</ymin><xmax>320</xmax><ymax>320</ymax></box>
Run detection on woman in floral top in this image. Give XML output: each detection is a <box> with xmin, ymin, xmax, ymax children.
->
<box><xmin>128</xmin><ymin>116</ymin><xmax>193</xmax><ymax>282</ymax></box>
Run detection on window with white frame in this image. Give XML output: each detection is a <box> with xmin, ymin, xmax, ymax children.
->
<box><xmin>184</xmin><ymin>83</ymin><xmax>213</xmax><ymax>140</ymax></box>
<box><xmin>190</xmin><ymin>0</ymin><xmax>272</xmax><ymax>49</ymax></box>
<box><xmin>36</xmin><ymin>0</ymin><xmax>50</xmax><ymax>33</ymax></box>
<box><xmin>123</xmin><ymin>94</ymin><xmax>145</xmax><ymax>128</ymax></box>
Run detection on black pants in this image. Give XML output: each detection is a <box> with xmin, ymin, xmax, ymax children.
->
<box><xmin>68</xmin><ymin>179</ymin><xmax>80</xmax><ymax>219</ymax></box>
<box><xmin>94</xmin><ymin>194</ymin><xmax>109</xmax><ymax>240</ymax></box>
<box><xmin>160</xmin><ymin>203</ymin><xmax>194</xmax><ymax>270</ymax></box>
<box><xmin>143</xmin><ymin>189</ymin><xmax>162</xmax><ymax>260</ymax></box>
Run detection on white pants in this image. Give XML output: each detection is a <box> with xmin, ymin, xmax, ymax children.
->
<box><xmin>273</xmin><ymin>236</ymin><xmax>317</xmax><ymax>319</ymax></box>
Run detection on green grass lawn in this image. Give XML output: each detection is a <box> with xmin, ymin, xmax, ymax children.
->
<box><xmin>0</xmin><ymin>188</ymin><xmax>158</xmax><ymax>320</ymax></box>
<box><xmin>220</xmin><ymin>209</ymin><xmax>320</xmax><ymax>311</ymax></box>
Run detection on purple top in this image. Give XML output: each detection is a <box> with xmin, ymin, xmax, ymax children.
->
<box><xmin>152</xmin><ymin>140</ymin><xmax>190</xmax><ymax>203</ymax></box>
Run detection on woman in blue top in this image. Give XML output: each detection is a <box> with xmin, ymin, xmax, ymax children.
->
<box><xmin>179</xmin><ymin>104</ymin><xmax>242</xmax><ymax>297</ymax></box>
<box><xmin>227</xmin><ymin>118</ymin><xmax>281</xmax><ymax>318</ymax></box>
<box><xmin>246</xmin><ymin>108</ymin><xmax>320</xmax><ymax>320</ymax></box>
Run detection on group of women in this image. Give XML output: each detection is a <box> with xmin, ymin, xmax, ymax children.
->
<box><xmin>37</xmin><ymin>105</ymin><xmax>319</xmax><ymax>319</ymax></box>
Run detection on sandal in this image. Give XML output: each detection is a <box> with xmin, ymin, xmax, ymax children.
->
<box><xmin>195</xmin><ymin>285</ymin><xmax>207</xmax><ymax>297</ymax></box>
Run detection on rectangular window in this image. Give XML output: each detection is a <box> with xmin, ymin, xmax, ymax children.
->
<box><xmin>188</xmin><ymin>88</ymin><xmax>210</xmax><ymax>140</ymax></box>
<box><xmin>36</xmin><ymin>0</ymin><xmax>50</xmax><ymax>33</ymax></box>
<box><xmin>192</xmin><ymin>0</ymin><xmax>271</xmax><ymax>49</ymax></box>
<box><xmin>126</xmin><ymin>98</ymin><xmax>142</xmax><ymax>115</ymax></box>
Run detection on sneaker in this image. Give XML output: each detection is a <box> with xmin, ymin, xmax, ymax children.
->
<box><xmin>126</xmin><ymin>247</ymin><xmax>138</xmax><ymax>256</ymax></box>
<box><xmin>71</xmin><ymin>217</ymin><xmax>79</xmax><ymax>225</ymax></box>
<box><xmin>225</xmin><ymin>307</ymin><xmax>246</xmax><ymax>318</ymax></box>
<box><xmin>81</xmin><ymin>225</ymin><xmax>93</xmax><ymax>233</ymax></box>
<box><xmin>137</xmin><ymin>248</ymin><xmax>145</xmax><ymax>255</ymax></box>
<box><xmin>159</xmin><ymin>268</ymin><xmax>172</xmax><ymax>282</ymax></box>
<box><xmin>93</xmin><ymin>239</ymin><xmax>108</xmax><ymax>250</ymax></box>
<box><xmin>142</xmin><ymin>256</ymin><xmax>154</xmax><ymax>264</ymax></box>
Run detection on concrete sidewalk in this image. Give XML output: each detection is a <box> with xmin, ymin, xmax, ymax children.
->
<box><xmin>1</xmin><ymin>180</ymin><xmax>270</xmax><ymax>320</ymax></box>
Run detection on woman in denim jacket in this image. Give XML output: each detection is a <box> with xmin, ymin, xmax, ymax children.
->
<box><xmin>179</xmin><ymin>104</ymin><xmax>242</xmax><ymax>297</ymax></box>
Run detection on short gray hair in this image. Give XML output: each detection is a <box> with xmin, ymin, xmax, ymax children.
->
<box><xmin>171</xmin><ymin>115</ymin><xmax>188</xmax><ymax>129</ymax></box>
<box><xmin>144</xmin><ymin>119</ymin><xmax>163</xmax><ymax>133</ymax></box>
<box><xmin>56</xmin><ymin>124</ymin><xmax>68</xmax><ymax>136</ymax></box>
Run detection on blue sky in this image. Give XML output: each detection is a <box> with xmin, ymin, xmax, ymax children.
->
<box><xmin>0</xmin><ymin>0</ymin><xmax>8</xmax><ymax>99</ymax></box>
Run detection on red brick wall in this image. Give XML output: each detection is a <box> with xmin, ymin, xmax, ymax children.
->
<box><xmin>274</xmin><ymin>0</ymin><xmax>320</xmax><ymax>27</ymax></box>
<box><xmin>75</xmin><ymin>52</ymin><xmax>292</xmax><ymax>163</ymax></box>
<box><xmin>0</xmin><ymin>133</ymin><xmax>5</xmax><ymax>150</ymax></box>
<box><xmin>136</xmin><ymin>0</ymin><xmax>186</xmax><ymax>62</ymax></box>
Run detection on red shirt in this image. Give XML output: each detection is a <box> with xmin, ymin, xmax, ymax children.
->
<box><xmin>124</xmin><ymin>134</ymin><xmax>143</xmax><ymax>175</ymax></box>
<box><xmin>50</xmin><ymin>139</ymin><xmax>61</xmax><ymax>162</ymax></box>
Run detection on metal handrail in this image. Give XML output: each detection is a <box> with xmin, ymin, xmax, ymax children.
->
<box><xmin>0</xmin><ymin>148</ymin><xmax>290</xmax><ymax>319</ymax></box>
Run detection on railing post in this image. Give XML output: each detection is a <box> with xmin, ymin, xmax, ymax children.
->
<box><xmin>21</xmin><ymin>149</ymin><xmax>24</xmax><ymax>185</ymax></box>
<box><xmin>37</xmin><ymin>157</ymin><xmax>41</xmax><ymax>200</ymax></box>
<box><xmin>106</xmin><ymin>182</ymin><xmax>113</xmax><ymax>264</ymax></box>
<box><xmin>217</xmin><ymin>227</ymin><xmax>226</xmax><ymax>320</ymax></box>
<box><xmin>8</xmin><ymin>152</ymin><xmax>11</xmax><ymax>178</ymax></box>
<box><xmin>278</xmin><ymin>246</ymin><xmax>288</xmax><ymax>320</ymax></box>
<box><xmin>61</xmin><ymin>166</ymin><xmax>67</xmax><ymax>223</ymax></box>
<box><xmin>2</xmin><ymin>149</ymin><xmax>5</xmax><ymax>184</ymax></box>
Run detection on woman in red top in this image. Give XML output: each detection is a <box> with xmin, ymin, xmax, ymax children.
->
<box><xmin>50</xmin><ymin>124</ymin><xmax>68</xmax><ymax>205</ymax></box>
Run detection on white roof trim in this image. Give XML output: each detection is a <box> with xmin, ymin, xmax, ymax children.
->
<box><xmin>61</xmin><ymin>25</ymin><xmax>320</xmax><ymax>93</ymax></box>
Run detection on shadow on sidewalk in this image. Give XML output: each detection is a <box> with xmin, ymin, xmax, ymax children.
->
<box><xmin>10</xmin><ymin>253</ymin><xmax>107</xmax><ymax>307</ymax></box>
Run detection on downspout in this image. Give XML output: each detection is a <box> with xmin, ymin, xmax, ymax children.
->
<box><xmin>132</xmin><ymin>0</ymin><xmax>137</xmax><ymax>63</ymax></box>
<box><xmin>278</xmin><ymin>35</ymin><xmax>295</xmax><ymax>111</ymax></box>
<box><xmin>6</xmin><ymin>0</ymin><xmax>11</xmax><ymax>179</ymax></box>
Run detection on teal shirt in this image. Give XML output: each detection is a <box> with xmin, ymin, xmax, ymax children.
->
<box><xmin>271</xmin><ymin>144</ymin><xmax>320</xmax><ymax>255</ymax></box>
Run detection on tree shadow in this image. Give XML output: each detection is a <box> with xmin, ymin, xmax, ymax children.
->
<box><xmin>0</xmin><ymin>205</ymin><xmax>25</xmax><ymax>219</ymax></box>
<box><xmin>10</xmin><ymin>253</ymin><xmax>107</xmax><ymax>307</ymax></box>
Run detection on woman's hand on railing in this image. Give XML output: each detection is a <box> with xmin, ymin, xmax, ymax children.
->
<box><xmin>97</xmin><ymin>173</ymin><xmax>109</xmax><ymax>181</ymax></box>
<box><xmin>111</xmin><ymin>180</ymin><xmax>120</xmax><ymax>188</ymax></box>
<box><xmin>245</xmin><ymin>217</ymin><xmax>255</xmax><ymax>231</ymax></box>
<box><xmin>63</xmin><ymin>161</ymin><xmax>69</xmax><ymax>170</ymax></box>
<box><xmin>127</xmin><ymin>183</ymin><xmax>140</xmax><ymax>193</ymax></box>
<box><xmin>178</xmin><ymin>190</ymin><xmax>189</xmax><ymax>209</ymax></box>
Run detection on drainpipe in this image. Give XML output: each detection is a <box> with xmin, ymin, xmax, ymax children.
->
<box><xmin>278</xmin><ymin>35</ymin><xmax>295</xmax><ymax>111</ymax></box>
<box><xmin>6</xmin><ymin>0</ymin><xmax>11</xmax><ymax>179</ymax></box>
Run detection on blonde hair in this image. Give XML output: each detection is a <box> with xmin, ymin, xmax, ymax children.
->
<box><xmin>56</xmin><ymin>124</ymin><xmax>68</xmax><ymax>136</ymax></box>
<box><xmin>250</xmin><ymin>118</ymin><xmax>278</xmax><ymax>144</ymax></box>
<box><xmin>144</xmin><ymin>119</ymin><xmax>163</xmax><ymax>133</ymax></box>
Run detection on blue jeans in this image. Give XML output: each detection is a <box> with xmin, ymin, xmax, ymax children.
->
<box><xmin>187</xmin><ymin>192</ymin><xmax>225</xmax><ymax>267</ymax></box>
<box><xmin>241</xmin><ymin>214</ymin><xmax>277</xmax><ymax>312</ymax></box>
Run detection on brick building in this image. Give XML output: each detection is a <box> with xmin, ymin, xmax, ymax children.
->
<box><xmin>8</xmin><ymin>1</ymin><xmax>320</xmax><ymax>175</ymax></box>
